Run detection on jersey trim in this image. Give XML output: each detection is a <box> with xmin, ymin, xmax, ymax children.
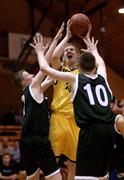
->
<box><xmin>97</xmin><ymin>72</ymin><xmax>113</xmax><ymax>99</ymax></box>
<box><xmin>29</xmin><ymin>85</ymin><xmax>44</xmax><ymax>104</ymax></box>
<box><xmin>84</xmin><ymin>73</ymin><xmax>98</xmax><ymax>79</ymax></box>
<box><xmin>104</xmin><ymin>78</ymin><xmax>113</xmax><ymax>98</ymax></box>
<box><xmin>21</xmin><ymin>94</ymin><xmax>25</xmax><ymax>116</ymax></box>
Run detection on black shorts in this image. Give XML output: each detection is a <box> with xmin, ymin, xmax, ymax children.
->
<box><xmin>112</xmin><ymin>133</ymin><xmax>124</xmax><ymax>174</ymax></box>
<box><xmin>20</xmin><ymin>136</ymin><xmax>59</xmax><ymax>176</ymax></box>
<box><xmin>76</xmin><ymin>122</ymin><xmax>115</xmax><ymax>177</ymax></box>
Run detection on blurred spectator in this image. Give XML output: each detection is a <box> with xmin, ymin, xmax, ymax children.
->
<box><xmin>0</xmin><ymin>137</ymin><xmax>13</xmax><ymax>156</ymax></box>
<box><xmin>11</xmin><ymin>141</ymin><xmax>21</xmax><ymax>164</ymax></box>
<box><xmin>0</xmin><ymin>153</ymin><xmax>17</xmax><ymax>180</ymax></box>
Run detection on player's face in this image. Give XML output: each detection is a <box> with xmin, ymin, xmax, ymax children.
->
<box><xmin>22</xmin><ymin>71</ymin><xmax>34</xmax><ymax>87</ymax></box>
<box><xmin>63</xmin><ymin>45</ymin><xmax>78</xmax><ymax>65</ymax></box>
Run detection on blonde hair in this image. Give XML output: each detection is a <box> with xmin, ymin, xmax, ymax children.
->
<box><xmin>13</xmin><ymin>69</ymin><xmax>25</xmax><ymax>87</ymax></box>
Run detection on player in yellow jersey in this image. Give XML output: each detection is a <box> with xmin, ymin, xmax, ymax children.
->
<box><xmin>49</xmin><ymin>21</ymin><xmax>80</xmax><ymax>180</ymax></box>
<box><xmin>30</xmin><ymin>23</ymin><xmax>79</xmax><ymax>180</ymax></box>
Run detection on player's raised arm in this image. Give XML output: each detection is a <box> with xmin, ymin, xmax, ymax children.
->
<box><xmin>45</xmin><ymin>23</ymin><xmax>64</xmax><ymax>65</ymax></box>
<box><xmin>32</xmin><ymin>35</ymin><xmax>75</xmax><ymax>84</ymax></box>
<box><xmin>52</xmin><ymin>20</ymin><xmax>72</xmax><ymax>70</ymax></box>
<box><xmin>29</xmin><ymin>35</ymin><xmax>47</xmax><ymax>92</ymax></box>
<box><xmin>82</xmin><ymin>36</ymin><xmax>107</xmax><ymax>79</ymax></box>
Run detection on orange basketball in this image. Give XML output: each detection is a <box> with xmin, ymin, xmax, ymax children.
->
<box><xmin>70</xmin><ymin>13</ymin><xmax>91</xmax><ymax>37</ymax></box>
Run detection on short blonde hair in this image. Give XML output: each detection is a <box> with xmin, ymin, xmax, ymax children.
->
<box><xmin>13</xmin><ymin>69</ymin><xmax>25</xmax><ymax>87</ymax></box>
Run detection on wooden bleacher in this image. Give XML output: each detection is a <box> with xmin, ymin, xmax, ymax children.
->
<box><xmin>0</xmin><ymin>125</ymin><xmax>22</xmax><ymax>141</ymax></box>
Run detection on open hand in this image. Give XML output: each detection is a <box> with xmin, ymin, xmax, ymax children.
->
<box><xmin>30</xmin><ymin>33</ymin><xmax>45</xmax><ymax>54</ymax></box>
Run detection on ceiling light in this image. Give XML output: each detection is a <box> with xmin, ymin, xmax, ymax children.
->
<box><xmin>100</xmin><ymin>26</ymin><xmax>106</xmax><ymax>33</ymax></box>
<box><xmin>118</xmin><ymin>7</ymin><xmax>124</xmax><ymax>14</ymax></box>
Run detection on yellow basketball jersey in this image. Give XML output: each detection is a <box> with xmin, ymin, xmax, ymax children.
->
<box><xmin>51</xmin><ymin>66</ymin><xmax>79</xmax><ymax>116</ymax></box>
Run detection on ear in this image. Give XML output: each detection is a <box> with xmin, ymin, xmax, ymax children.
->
<box><xmin>20</xmin><ymin>80</ymin><xmax>25</xmax><ymax>87</ymax></box>
<box><xmin>96</xmin><ymin>63</ymin><xmax>98</xmax><ymax>68</ymax></box>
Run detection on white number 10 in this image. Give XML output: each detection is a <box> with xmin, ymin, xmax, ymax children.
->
<box><xmin>84</xmin><ymin>83</ymin><xmax>108</xmax><ymax>106</ymax></box>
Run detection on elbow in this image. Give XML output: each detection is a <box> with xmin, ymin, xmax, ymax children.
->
<box><xmin>40</xmin><ymin>66</ymin><xmax>50</xmax><ymax>76</ymax></box>
<box><xmin>40</xmin><ymin>66</ymin><xmax>47</xmax><ymax>74</ymax></box>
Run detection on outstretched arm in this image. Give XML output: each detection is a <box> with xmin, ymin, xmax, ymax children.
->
<box><xmin>52</xmin><ymin>20</ymin><xmax>72</xmax><ymax>70</ymax></box>
<box><xmin>83</xmin><ymin>37</ymin><xmax>107</xmax><ymax>79</ymax></box>
<box><xmin>28</xmin><ymin>35</ymin><xmax>47</xmax><ymax>102</ymax></box>
<box><xmin>45</xmin><ymin>23</ymin><xmax>64</xmax><ymax>65</ymax></box>
<box><xmin>32</xmin><ymin>35</ymin><xmax>75</xmax><ymax>84</ymax></box>
<box><xmin>29</xmin><ymin>24</ymin><xmax>64</xmax><ymax>93</ymax></box>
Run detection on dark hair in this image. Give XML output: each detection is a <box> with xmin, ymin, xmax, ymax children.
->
<box><xmin>78</xmin><ymin>52</ymin><xmax>96</xmax><ymax>72</ymax></box>
<box><xmin>13</xmin><ymin>69</ymin><xmax>25</xmax><ymax>87</ymax></box>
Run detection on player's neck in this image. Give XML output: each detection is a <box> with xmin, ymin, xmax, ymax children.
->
<box><xmin>81</xmin><ymin>67</ymin><xmax>97</xmax><ymax>75</ymax></box>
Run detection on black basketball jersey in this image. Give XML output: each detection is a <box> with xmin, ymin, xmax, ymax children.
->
<box><xmin>73</xmin><ymin>74</ymin><xmax>116</xmax><ymax>128</ymax></box>
<box><xmin>21</xmin><ymin>86</ymin><xmax>50</xmax><ymax>137</ymax></box>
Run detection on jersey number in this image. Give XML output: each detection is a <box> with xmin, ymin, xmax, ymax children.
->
<box><xmin>84</xmin><ymin>83</ymin><xmax>108</xmax><ymax>106</ymax></box>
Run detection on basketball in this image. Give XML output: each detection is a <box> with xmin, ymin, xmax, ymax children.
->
<box><xmin>70</xmin><ymin>13</ymin><xmax>91</xmax><ymax>37</ymax></box>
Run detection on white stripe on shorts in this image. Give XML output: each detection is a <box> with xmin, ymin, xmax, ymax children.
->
<box><xmin>45</xmin><ymin>168</ymin><xmax>60</xmax><ymax>179</ymax></box>
<box><xmin>26</xmin><ymin>168</ymin><xmax>40</xmax><ymax>180</ymax></box>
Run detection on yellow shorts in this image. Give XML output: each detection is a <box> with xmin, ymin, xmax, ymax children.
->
<box><xmin>49</xmin><ymin>113</ymin><xmax>79</xmax><ymax>161</ymax></box>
